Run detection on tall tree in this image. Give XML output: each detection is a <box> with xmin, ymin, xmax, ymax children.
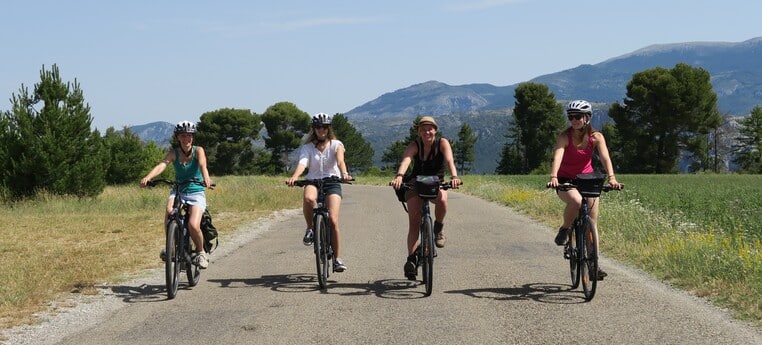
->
<box><xmin>261</xmin><ymin>102</ymin><xmax>310</xmax><ymax>173</ymax></box>
<box><xmin>3</xmin><ymin>64</ymin><xmax>107</xmax><ymax>198</ymax></box>
<box><xmin>509</xmin><ymin>82</ymin><xmax>565</xmax><ymax>174</ymax></box>
<box><xmin>609</xmin><ymin>63</ymin><xmax>722</xmax><ymax>173</ymax></box>
<box><xmin>733</xmin><ymin>106</ymin><xmax>762</xmax><ymax>173</ymax></box>
<box><xmin>330</xmin><ymin>113</ymin><xmax>374</xmax><ymax>173</ymax></box>
<box><xmin>194</xmin><ymin>108</ymin><xmax>263</xmax><ymax>175</ymax></box>
<box><xmin>103</xmin><ymin>127</ymin><xmax>162</xmax><ymax>184</ymax></box>
<box><xmin>381</xmin><ymin>116</ymin><xmax>424</xmax><ymax>172</ymax></box>
<box><xmin>452</xmin><ymin>123</ymin><xmax>477</xmax><ymax>174</ymax></box>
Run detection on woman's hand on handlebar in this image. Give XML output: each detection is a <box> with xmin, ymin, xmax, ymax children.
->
<box><xmin>390</xmin><ymin>175</ymin><xmax>403</xmax><ymax>190</ymax></box>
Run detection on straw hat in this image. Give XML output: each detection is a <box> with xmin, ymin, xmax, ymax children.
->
<box><xmin>416</xmin><ymin>116</ymin><xmax>438</xmax><ymax>130</ymax></box>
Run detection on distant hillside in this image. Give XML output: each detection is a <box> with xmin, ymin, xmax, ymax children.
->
<box><xmin>132</xmin><ymin>38</ymin><xmax>762</xmax><ymax>173</ymax></box>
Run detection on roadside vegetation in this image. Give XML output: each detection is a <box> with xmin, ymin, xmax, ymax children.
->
<box><xmin>1</xmin><ymin>174</ymin><xmax>760</xmax><ymax>331</ymax></box>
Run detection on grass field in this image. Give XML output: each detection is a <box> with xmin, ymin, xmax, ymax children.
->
<box><xmin>0</xmin><ymin>174</ymin><xmax>760</xmax><ymax>331</ymax></box>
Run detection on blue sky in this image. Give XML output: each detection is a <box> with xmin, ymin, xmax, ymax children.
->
<box><xmin>2</xmin><ymin>0</ymin><xmax>761</xmax><ymax>130</ymax></box>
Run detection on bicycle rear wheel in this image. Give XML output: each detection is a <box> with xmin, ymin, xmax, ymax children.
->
<box><xmin>313</xmin><ymin>213</ymin><xmax>329</xmax><ymax>289</ymax></box>
<box><xmin>165</xmin><ymin>221</ymin><xmax>181</xmax><ymax>299</ymax></box>
<box><xmin>186</xmin><ymin>231</ymin><xmax>201</xmax><ymax>287</ymax></box>
<box><xmin>580</xmin><ymin>217</ymin><xmax>598</xmax><ymax>301</ymax></box>
<box><xmin>568</xmin><ymin>225</ymin><xmax>581</xmax><ymax>289</ymax></box>
<box><xmin>420</xmin><ymin>215</ymin><xmax>435</xmax><ymax>296</ymax></box>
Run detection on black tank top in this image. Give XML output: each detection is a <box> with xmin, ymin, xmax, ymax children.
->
<box><xmin>411</xmin><ymin>137</ymin><xmax>444</xmax><ymax>178</ymax></box>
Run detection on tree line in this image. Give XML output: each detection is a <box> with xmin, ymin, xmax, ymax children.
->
<box><xmin>1</xmin><ymin>63</ymin><xmax>760</xmax><ymax>201</ymax></box>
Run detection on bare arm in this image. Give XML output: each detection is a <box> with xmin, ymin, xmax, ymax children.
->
<box><xmin>140</xmin><ymin>150</ymin><xmax>174</xmax><ymax>187</ymax></box>
<box><xmin>439</xmin><ymin>138</ymin><xmax>461</xmax><ymax>187</ymax></box>
<box><xmin>335</xmin><ymin>143</ymin><xmax>352</xmax><ymax>181</ymax></box>
<box><xmin>548</xmin><ymin>132</ymin><xmax>567</xmax><ymax>187</ymax></box>
<box><xmin>593</xmin><ymin>132</ymin><xmax>621</xmax><ymax>188</ymax></box>
<box><xmin>196</xmin><ymin>146</ymin><xmax>214</xmax><ymax>188</ymax></box>
<box><xmin>390</xmin><ymin>141</ymin><xmax>418</xmax><ymax>189</ymax></box>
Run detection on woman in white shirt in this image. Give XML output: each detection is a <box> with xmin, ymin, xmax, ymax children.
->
<box><xmin>286</xmin><ymin>113</ymin><xmax>352</xmax><ymax>272</ymax></box>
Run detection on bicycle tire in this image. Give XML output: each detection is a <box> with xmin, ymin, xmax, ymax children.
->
<box><xmin>580</xmin><ymin>216</ymin><xmax>598</xmax><ymax>301</ymax></box>
<box><xmin>186</xmin><ymin>229</ymin><xmax>201</xmax><ymax>287</ymax></box>
<box><xmin>165</xmin><ymin>221</ymin><xmax>181</xmax><ymax>299</ymax></box>
<box><xmin>313</xmin><ymin>213</ymin><xmax>329</xmax><ymax>289</ymax></box>
<box><xmin>421</xmin><ymin>215</ymin><xmax>434</xmax><ymax>296</ymax></box>
<box><xmin>569</xmin><ymin>225</ymin><xmax>581</xmax><ymax>289</ymax></box>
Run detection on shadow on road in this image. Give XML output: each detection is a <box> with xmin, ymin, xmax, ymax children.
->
<box><xmin>445</xmin><ymin>282</ymin><xmax>590</xmax><ymax>304</ymax></box>
<box><xmin>207</xmin><ymin>274</ymin><xmax>436</xmax><ymax>299</ymax></box>
<box><xmin>105</xmin><ymin>283</ymin><xmax>181</xmax><ymax>303</ymax></box>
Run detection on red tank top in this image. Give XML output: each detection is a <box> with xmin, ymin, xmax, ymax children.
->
<box><xmin>557</xmin><ymin>131</ymin><xmax>594</xmax><ymax>179</ymax></box>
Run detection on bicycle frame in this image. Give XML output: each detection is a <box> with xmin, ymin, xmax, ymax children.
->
<box><xmin>293</xmin><ymin>176</ymin><xmax>352</xmax><ymax>290</ymax></box>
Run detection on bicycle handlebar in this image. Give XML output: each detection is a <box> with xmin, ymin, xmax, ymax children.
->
<box><xmin>393</xmin><ymin>180</ymin><xmax>462</xmax><ymax>191</ymax></box>
<box><xmin>547</xmin><ymin>183</ymin><xmax>623</xmax><ymax>192</ymax></box>
<box><xmin>147</xmin><ymin>178</ymin><xmax>216</xmax><ymax>189</ymax></box>
<box><xmin>290</xmin><ymin>176</ymin><xmax>355</xmax><ymax>187</ymax></box>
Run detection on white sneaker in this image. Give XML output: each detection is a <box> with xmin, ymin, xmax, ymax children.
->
<box><xmin>194</xmin><ymin>252</ymin><xmax>209</xmax><ymax>269</ymax></box>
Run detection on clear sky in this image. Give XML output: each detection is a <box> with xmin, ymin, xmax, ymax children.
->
<box><xmin>2</xmin><ymin>0</ymin><xmax>761</xmax><ymax>131</ymax></box>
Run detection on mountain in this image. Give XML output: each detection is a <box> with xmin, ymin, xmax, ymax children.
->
<box><xmin>132</xmin><ymin>37</ymin><xmax>762</xmax><ymax>173</ymax></box>
<box><xmin>346</xmin><ymin>37</ymin><xmax>762</xmax><ymax>119</ymax></box>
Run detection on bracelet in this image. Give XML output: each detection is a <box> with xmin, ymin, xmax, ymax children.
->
<box><xmin>451</xmin><ymin>176</ymin><xmax>458</xmax><ymax>179</ymax></box>
<box><xmin>395</xmin><ymin>173</ymin><xmax>404</xmax><ymax>177</ymax></box>
<box><xmin>608</xmin><ymin>174</ymin><xmax>615</xmax><ymax>178</ymax></box>
<box><xmin>550</xmin><ymin>176</ymin><xmax>557</xmax><ymax>179</ymax></box>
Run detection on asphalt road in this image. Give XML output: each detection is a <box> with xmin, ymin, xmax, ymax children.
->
<box><xmin>26</xmin><ymin>185</ymin><xmax>762</xmax><ymax>344</ymax></box>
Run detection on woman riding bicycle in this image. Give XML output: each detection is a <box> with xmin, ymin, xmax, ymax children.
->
<box><xmin>286</xmin><ymin>113</ymin><xmax>352</xmax><ymax>272</ymax></box>
<box><xmin>547</xmin><ymin>100</ymin><xmax>622</xmax><ymax>279</ymax></box>
<box><xmin>390</xmin><ymin>116</ymin><xmax>461</xmax><ymax>280</ymax></box>
<box><xmin>140</xmin><ymin>121</ymin><xmax>214</xmax><ymax>269</ymax></box>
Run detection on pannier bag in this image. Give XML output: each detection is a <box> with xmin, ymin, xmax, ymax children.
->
<box><xmin>415</xmin><ymin>175</ymin><xmax>441</xmax><ymax>199</ymax></box>
<box><xmin>201</xmin><ymin>209</ymin><xmax>219</xmax><ymax>253</ymax></box>
<box><xmin>574</xmin><ymin>173</ymin><xmax>606</xmax><ymax>198</ymax></box>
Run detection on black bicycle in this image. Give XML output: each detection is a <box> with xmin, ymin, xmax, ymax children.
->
<box><xmin>292</xmin><ymin>176</ymin><xmax>353</xmax><ymax>290</ymax></box>
<box><xmin>549</xmin><ymin>173</ymin><xmax>621</xmax><ymax>301</ymax></box>
<box><xmin>148</xmin><ymin>178</ymin><xmax>213</xmax><ymax>299</ymax></box>
<box><xmin>396</xmin><ymin>175</ymin><xmax>458</xmax><ymax>296</ymax></box>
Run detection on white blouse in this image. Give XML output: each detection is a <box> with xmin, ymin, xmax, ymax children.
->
<box><xmin>298</xmin><ymin>139</ymin><xmax>344</xmax><ymax>180</ymax></box>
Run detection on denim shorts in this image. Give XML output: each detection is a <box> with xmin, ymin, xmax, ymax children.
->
<box><xmin>320</xmin><ymin>183</ymin><xmax>343</xmax><ymax>198</ymax></box>
<box><xmin>169</xmin><ymin>191</ymin><xmax>207</xmax><ymax>210</ymax></box>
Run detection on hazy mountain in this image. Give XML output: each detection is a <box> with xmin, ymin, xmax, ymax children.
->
<box><xmin>133</xmin><ymin>37</ymin><xmax>762</xmax><ymax>173</ymax></box>
<box><xmin>346</xmin><ymin>37</ymin><xmax>762</xmax><ymax>119</ymax></box>
<box><xmin>130</xmin><ymin>121</ymin><xmax>174</xmax><ymax>147</ymax></box>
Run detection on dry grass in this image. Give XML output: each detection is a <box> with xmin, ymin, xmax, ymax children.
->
<box><xmin>0</xmin><ymin>175</ymin><xmax>299</xmax><ymax>330</ymax></box>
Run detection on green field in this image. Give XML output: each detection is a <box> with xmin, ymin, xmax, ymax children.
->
<box><xmin>0</xmin><ymin>174</ymin><xmax>760</xmax><ymax>332</ymax></box>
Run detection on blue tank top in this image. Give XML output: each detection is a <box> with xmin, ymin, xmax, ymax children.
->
<box><xmin>173</xmin><ymin>146</ymin><xmax>204</xmax><ymax>193</ymax></box>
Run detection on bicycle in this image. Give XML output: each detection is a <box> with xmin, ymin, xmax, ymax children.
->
<box><xmin>147</xmin><ymin>178</ymin><xmax>214</xmax><ymax>299</ymax></box>
<box><xmin>395</xmin><ymin>175</ymin><xmax>459</xmax><ymax>297</ymax></box>
<box><xmin>548</xmin><ymin>173</ymin><xmax>621</xmax><ymax>301</ymax></box>
<box><xmin>291</xmin><ymin>176</ymin><xmax>353</xmax><ymax>290</ymax></box>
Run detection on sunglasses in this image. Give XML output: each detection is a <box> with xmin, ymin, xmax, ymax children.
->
<box><xmin>313</xmin><ymin>125</ymin><xmax>330</xmax><ymax>130</ymax></box>
<box><xmin>567</xmin><ymin>113</ymin><xmax>585</xmax><ymax>121</ymax></box>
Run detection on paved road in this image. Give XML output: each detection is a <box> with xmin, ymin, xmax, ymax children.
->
<box><xmin>37</xmin><ymin>185</ymin><xmax>762</xmax><ymax>344</ymax></box>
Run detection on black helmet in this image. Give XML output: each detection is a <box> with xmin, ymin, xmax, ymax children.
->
<box><xmin>311</xmin><ymin>113</ymin><xmax>332</xmax><ymax>126</ymax></box>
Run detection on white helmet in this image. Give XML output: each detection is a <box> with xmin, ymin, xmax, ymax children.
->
<box><xmin>566</xmin><ymin>100</ymin><xmax>592</xmax><ymax>114</ymax></box>
<box><xmin>174</xmin><ymin>121</ymin><xmax>197</xmax><ymax>134</ymax></box>
<box><xmin>311</xmin><ymin>113</ymin><xmax>332</xmax><ymax>126</ymax></box>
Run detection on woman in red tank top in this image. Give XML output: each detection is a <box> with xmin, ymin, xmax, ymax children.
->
<box><xmin>547</xmin><ymin>100</ymin><xmax>622</xmax><ymax>279</ymax></box>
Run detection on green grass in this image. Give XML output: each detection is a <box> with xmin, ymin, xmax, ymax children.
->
<box><xmin>456</xmin><ymin>174</ymin><xmax>762</xmax><ymax>325</ymax></box>
<box><xmin>0</xmin><ymin>174</ymin><xmax>759</xmax><ymax>330</ymax></box>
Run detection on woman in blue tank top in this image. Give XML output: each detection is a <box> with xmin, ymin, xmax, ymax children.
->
<box><xmin>140</xmin><ymin>121</ymin><xmax>214</xmax><ymax>269</ymax></box>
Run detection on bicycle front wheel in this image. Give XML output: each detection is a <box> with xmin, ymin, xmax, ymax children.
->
<box><xmin>420</xmin><ymin>216</ymin><xmax>435</xmax><ymax>296</ymax></box>
<box><xmin>568</xmin><ymin>226</ymin><xmax>581</xmax><ymax>289</ymax></box>
<box><xmin>165</xmin><ymin>221</ymin><xmax>181</xmax><ymax>299</ymax></box>
<box><xmin>580</xmin><ymin>216</ymin><xmax>599</xmax><ymax>301</ymax></box>
<box><xmin>313</xmin><ymin>213</ymin><xmax>329</xmax><ymax>289</ymax></box>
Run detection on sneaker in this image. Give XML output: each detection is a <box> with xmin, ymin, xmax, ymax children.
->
<box><xmin>554</xmin><ymin>227</ymin><xmax>570</xmax><ymax>246</ymax></box>
<box><xmin>194</xmin><ymin>252</ymin><xmax>209</xmax><ymax>269</ymax></box>
<box><xmin>404</xmin><ymin>255</ymin><xmax>418</xmax><ymax>280</ymax></box>
<box><xmin>597</xmin><ymin>268</ymin><xmax>607</xmax><ymax>280</ymax></box>
<box><xmin>333</xmin><ymin>258</ymin><xmax>347</xmax><ymax>272</ymax></box>
<box><xmin>303</xmin><ymin>229</ymin><xmax>314</xmax><ymax>246</ymax></box>
<box><xmin>159</xmin><ymin>248</ymin><xmax>167</xmax><ymax>262</ymax></box>
<box><xmin>434</xmin><ymin>222</ymin><xmax>446</xmax><ymax>248</ymax></box>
